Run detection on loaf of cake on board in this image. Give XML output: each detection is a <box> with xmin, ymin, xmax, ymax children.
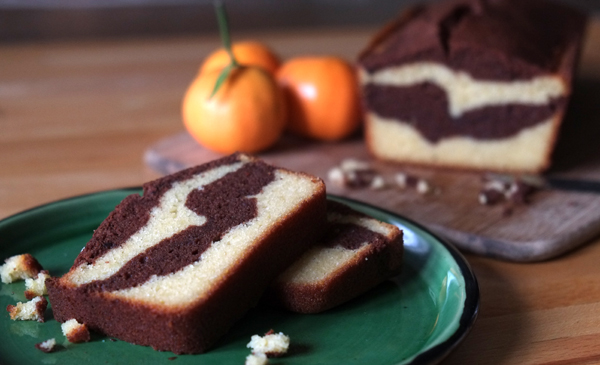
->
<box><xmin>359</xmin><ymin>0</ymin><xmax>587</xmax><ymax>172</ymax></box>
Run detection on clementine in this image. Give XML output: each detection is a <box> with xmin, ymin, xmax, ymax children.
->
<box><xmin>182</xmin><ymin>66</ymin><xmax>286</xmax><ymax>154</ymax></box>
<box><xmin>199</xmin><ymin>41</ymin><xmax>281</xmax><ymax>76</ymax></box>
<box><xmin>276</xmin><ymin>56</ymin><xmax>361</xmax><ymax>141</ymax></box>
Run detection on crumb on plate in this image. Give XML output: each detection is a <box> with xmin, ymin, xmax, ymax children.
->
<box><xmin>1</xmin><ymin>254</ymin><xmax>43</xmax><ymax>284</ymax></box>
<box><xmin>247</xmin><ymin>330</ymin><xmax>290</xmax><ymax>357</ymax></box>
<box><xmin>25</xmin><ymin>270</ymin><xmax>50</xmax><ymax>299</ymax></box>
<box><xmin>61</xmin><ymin>318</ymin><xmax>91</xmax><ymax>343</ymax></box>
<box><xmin>7</xmin><ymin>296</ymin><xmax>47</xmax><ymax>322</ymax></box>
<box><xmin>245</xmin><ymin>352</ymin><xmax>268</xmax><ymax>365</ymax></box>
<box><xmin>35</xmin><ymin>338</ymin><xmax>57</xmax><ymax>353</ymax></box>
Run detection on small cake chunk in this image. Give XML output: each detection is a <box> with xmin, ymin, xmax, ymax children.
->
<box><xmin>327</xmin><ymin>159</ymin><xmax>384</xmax><ymax>190</ymax></box>
<box><xmin>245</xmin><ymin>352</ymin><xmax>269</xmax><ymax>365</ymax></box>
<box><xmin>25</xmin><ymin>270</ymin><xmax>50</xmax><ymax>300</ymax></box>
<box><xmin>7</xmin><ymin>296</ymin><xmax>48</xmax><ymax>322</ymax></box>
<box><xmin>61</xmin><ymin>318</ymin><xmax>91</xmax><ymax>343</ymax></box>
<box><xmin>35</xmin><ymin>338</ymin><xmax>57</xmax><ymax>353</ymax></box>
<box><xmin>247</xmin><ymin>330</ymin><xmax>290</xmax><ymax>357</ymax></box>
<box><xmin>1</xmin><ymin>254</ymin><xmax>43</xmax><ymax>284</ymax></box>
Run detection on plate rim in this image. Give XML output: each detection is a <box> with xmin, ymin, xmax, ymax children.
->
<box><xmin>333</xmin><ymin>195</ymin><xmax>480</xmax><ymax>364</ymax></box>
<box><xmin>0</xmin><ymin>188</ymin><xmax>479</xmax><ymax>364</ymax></box>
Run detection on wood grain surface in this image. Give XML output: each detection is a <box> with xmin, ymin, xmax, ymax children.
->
<box><xmin>2</xmin><ymin>16</ymin><xmax>600</xmax><ymax>365</ymax></box>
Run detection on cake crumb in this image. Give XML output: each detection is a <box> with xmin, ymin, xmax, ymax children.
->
<box><xmin>394</xmin><ymin>172</ymin><xmax>417</xmax><ymax>189</ymax></box>
<box><xmin>61</xmin><ymin>318</ymin><xmax>91</xmax><ymax>343</ymax></box>
<box><xmin>35</xmin><ymin>338</ymin><xmax>56</xmax><ymax>353</ymax></box>
<box><xmin>1</xmin><ymin>254</ymin><xmax>43</xmax><ymax>284</ymax></box>
<box><xmin>416</xmin><ymin>179</ymin><xmax>431</xmax><ymax>194</ymax></box>
<box><xmin>328</xmin><ymin>159</ymin><xmax>383</xmax><ymax>189</ymax></box>
<box><xmin>395</xmin><ymin>172</ymin><xmax>435</xmax><ymax>195</ymax></box>
<box><xmin>245</xmin><ymin>352</ymin><xmax>269</xmax><ymax>365</ymax></box>
<box><xmin>7</xmin><ymin>296</ymin><xmax>47</xmax><ymax>322</ymax></box>
<box><xmin>479</xmin><ymin>174</ymin><xmax>539</xmax><ymax>206</ymax></box>
<box><xmin>479</xmin><ymin>188</ymin><xmax>505</xmax><ymax>205</ymax></box>
<box><xmin>340</xmin><ymin>158</ymin><xmax>371</xmax><ymax>172</ymax></box>
<box><xmin>247</xmin><ymin>330</ymin><xmax>290</xmax><ymax>358</ymax></box>
<box><xmin>327</xmin><ymin>167</ymin><xmax>347</xmax><ymax>187</ymax></box>
<box><xmin>370</xmin><ymin>175</ymin><xmax>386</xmax><ymax>190</ymax></box>
<box><xmin>24</xmin><ymin>270</ymin><xmax>50</xmax><ymax>300</ymax></box>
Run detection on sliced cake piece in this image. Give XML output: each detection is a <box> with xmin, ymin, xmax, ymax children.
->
<box><xmin>46</xmin><ymin>153</ymin><xmax>327</xmax><ymax>354</ymax></box>
<box><xmin>267</xmin><ymin>201</ymin><xmax>403</xmax><ymax>313</ymax></box>
<box><xmin>358</xmin><ymin>0</ymin><xmax>586</xmax><ymax>172</ymax></box>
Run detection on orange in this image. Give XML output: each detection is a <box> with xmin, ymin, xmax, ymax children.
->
<box><xmin>276</xmin><ymin>56</ymin><xmax>361</xmax><ymax>141</ymax></box>
<box><xmin>199</xmin><ymin>41</ymin><xmax>281</xmax><ymax>75</ymax></box>
<box><xmin>182</xmin><ymin>66</ymin><xmax>286</xmax><ymax>154</ymax></box>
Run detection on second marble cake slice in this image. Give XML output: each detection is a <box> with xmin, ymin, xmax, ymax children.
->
<box><xmin>267</xmin><ymin>200</ymin><xmax>404</xmax><ymax>313</ymax></box>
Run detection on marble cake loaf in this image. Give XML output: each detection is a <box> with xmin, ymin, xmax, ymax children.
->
<box><xmin>358</xmin><ymin>0</ymin><xmax>586</xmax><ymax>172</ymax></box>
<box><xmin>267</xmin><ymin>200</ymin><xmax>403</xmax><ymax>313</ymax></box>
<box><xmin>46</xmin><ymin>153</ymin><xmax>327</xmax><ymax>354</ymax></box>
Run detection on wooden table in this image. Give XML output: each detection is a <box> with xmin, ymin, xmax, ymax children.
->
<box><xmin>2</xmin><ymin>21</ymin><xmax>600</xmax><ymax>364</ymax></box>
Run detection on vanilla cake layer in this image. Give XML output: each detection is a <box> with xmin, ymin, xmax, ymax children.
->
<box><xmin>47</xmin><ymin>153</ymin><xmax>327</xmax><ymax>354</ymax></box>
<box><xmin>267</xmin><ymin>201</ymin><xmax>403</xmax><ymax>313</ymax></box>
<box><xmin>366</xmin><ymin>112</ymin><xmax>561</xmax><ymax>171</ymax></box>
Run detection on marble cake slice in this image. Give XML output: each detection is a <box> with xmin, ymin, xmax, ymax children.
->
<box><xmin>267</xmin><ymin>200</ymin><xmax>403</xmax><ymax>313</ymax></box>
<box><xmin>47</xmin><ymin>153</ymin><xmax>327</xmax><ymax>354</ymax></box>
<box><xmin>358</xmin><ymin>0</ymin><xmax>586</xmax><ymax>172</ymax></box>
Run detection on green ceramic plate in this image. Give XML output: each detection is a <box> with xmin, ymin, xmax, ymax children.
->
<box><xmin>0</xmin><ymin>189</ymin><xmax>478</xmax><ymax>365</ymax></box>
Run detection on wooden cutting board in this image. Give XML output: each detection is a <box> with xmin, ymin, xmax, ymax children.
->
<box><xmin>144</xmin><ymin>77</ymin><xmax>600</xmax><ymax>262</ymax></box>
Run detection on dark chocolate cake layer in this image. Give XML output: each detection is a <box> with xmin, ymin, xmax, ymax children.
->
<box><xmin>363</xmin><ymin>82</ymin><xmax>567</xmax><ymax>142</ymax></box>
<box><xmin>359</xmin><ymin>0</ymin><xmax>585</xmax><ymax>80</ymax></box>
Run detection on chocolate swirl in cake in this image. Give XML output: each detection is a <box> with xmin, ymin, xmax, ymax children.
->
<box><xmin>74</xmin><ymin>154</ymin><xmax>243</xmax><ymax>266</ymax></box>
<box><xmin>362</xmin><ymin>82</ymin><xmax>566</xmax><ymax>142</ymax></box>
<box><xmin>324</xmin><ymin>223</ymin><xmax>386</xmax><ymax>250</ymax></box>
<box><xmin>359</xmin><ymin>0</ymin><xmax>584</xmax><ymax>80</ymax></box>
<box><xmin>80</xmin><ymin>162</ymin><xmax>275</xmax><ymax>292</ymax></box>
